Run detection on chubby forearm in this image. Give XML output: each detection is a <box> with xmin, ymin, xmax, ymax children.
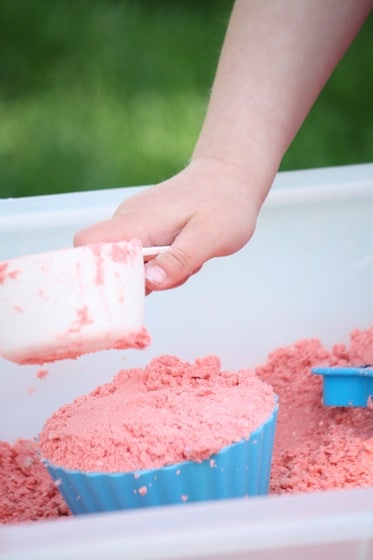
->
<box><xmin>194</xmin><ymin>0</ymin><xmax>372</xmax><ymax>199</ymax></box>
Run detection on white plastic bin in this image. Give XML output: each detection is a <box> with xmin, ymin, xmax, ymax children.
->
<box><xmin>0</xmin><ymin>164</ymin><xmax>372</xmax><ymax>559</ymax></box>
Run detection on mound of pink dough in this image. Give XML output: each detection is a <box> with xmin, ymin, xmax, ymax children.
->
<box><xmin>257</xmin><ymin>327</ymin><xmax>373</xmax><ymax>493</ymax></box>
<box><xmin>0</xmin><ymin>439</ymin><xmax>70</xmax><ymax>524</ymax></box>
<box><xmin>39</xmin><ymin>355</ymin><xmax>276</xmax><ymax>473</ymax></box>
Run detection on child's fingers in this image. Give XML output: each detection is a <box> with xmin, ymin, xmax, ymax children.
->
<box><xmin>143</xmin><ymin>216</ymin><xmax>225</xmax><ymax>291</ymax></box>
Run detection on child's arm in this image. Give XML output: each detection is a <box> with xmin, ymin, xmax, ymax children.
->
<box><xmin>75</xmin><ymin>0</ymin><xmax>372</xmax><ymax>291</ymax></box>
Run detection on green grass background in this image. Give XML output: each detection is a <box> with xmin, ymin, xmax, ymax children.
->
<box><xmin>0</xmin><ymin>0</ymin><xmax>372</xmax><ymax>198</ymax></box>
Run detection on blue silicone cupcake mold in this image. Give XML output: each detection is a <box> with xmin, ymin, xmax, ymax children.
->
<box><xmin>312</xmin><ymin>365</ymin><xmax>373</xmax><ymax>407</ymax></box>
<box><xmin>44</xmin><ymin>402</ymin><xmax>278</xmax><ymax>515</ymax></box>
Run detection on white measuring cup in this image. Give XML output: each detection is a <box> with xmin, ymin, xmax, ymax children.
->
<box><xmin>0</xmin><ymin>240</ymin><xmax>168</xmax><ymax>365</ymax></box>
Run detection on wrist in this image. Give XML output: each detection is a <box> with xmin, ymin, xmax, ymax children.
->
<box><xmin>190</xmin><ymin>148</ymin><xmax>278</xmax><ymax>211</ymax></box>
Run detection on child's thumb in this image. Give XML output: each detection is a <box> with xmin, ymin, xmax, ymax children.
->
<box><xmin>144</xmin><ymin>222</ymin><xmax>211</xmax><ymax>290</ymax></box>
<box><xmin>144</xmin><ymin>246</ymin><xmax>196</xmax><ymax>290</ymax></box>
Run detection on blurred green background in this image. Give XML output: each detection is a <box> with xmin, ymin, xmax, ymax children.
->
<box><xmin>0</xmin><ymin>0</ymin><xmax>372</xmax><ymax>198</ymax></box>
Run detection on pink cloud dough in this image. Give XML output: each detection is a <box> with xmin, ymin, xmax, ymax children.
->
<box><xmin>39</xmin><ymin>355</ymin><xmax>276</xmax><ymax>472</ymax></box>
<box><xmin>1</xmin><ymin>326</ymin><xmax>372</xmax><ymax>524</ymax></box>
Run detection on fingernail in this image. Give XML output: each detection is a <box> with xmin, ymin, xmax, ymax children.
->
<box><xmin>144</xmin><ymin>264</ymin><xmax>167</xmax><ymax>286</ymax></box>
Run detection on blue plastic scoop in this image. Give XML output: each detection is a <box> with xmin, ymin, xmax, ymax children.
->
<box><xmin>311</xmin><ymin>365</ymin><xmax>373</xmax><ymax>407</ymax></box>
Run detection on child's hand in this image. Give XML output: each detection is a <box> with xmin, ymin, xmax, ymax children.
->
<box><xmin>74</xmin><ymin>157</ymin><xmax>263</xmax><ymax>291</ymax></box>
